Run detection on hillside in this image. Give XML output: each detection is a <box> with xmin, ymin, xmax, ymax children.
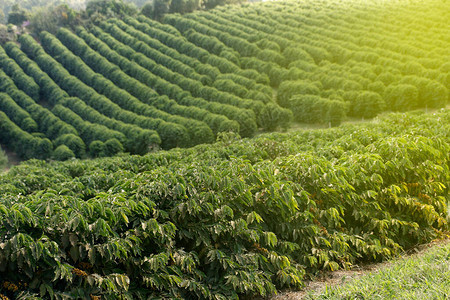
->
<box><xmin>0</xmin><ymin>0</ymin><xmax>448</xmax><ymax>160</ymax></box>
<box><xmin>0</xmin><ymin>109</ymin><xmax>449</xmax><ymax>298</ymax></box>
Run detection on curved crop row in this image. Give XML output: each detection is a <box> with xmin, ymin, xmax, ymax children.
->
<box><xmin>111</xmin><ymin>18</ymin><xmax>270</xmax><ymax>103</ymax></box>
<box><xmin>87</xmin><ymin>25</ymin><xmax>259</xmax><ymax>136</ymax></box>
<box><xmin>59</xmin><ymin>97</ymin><xmax>161</xmax><ymax>155</ymax></box>
<box><xmin>99</xmin><ymin>21</ymin><xmax>292</xmax><ymax>130</ymax></box>
<box><xmin>0</xmin><ymin>110</ymin><xmax>52</xmax><ymax>159</ymax></box>
<box><xmin>18</xmin><ymin>34</ymin><xmax>182</xmax><ymax>150</ymax></box>
<box><xmin>99</xmin><ymin>22</ymin><xmax>264</xmax><ymax>114</ymax></box>
<box><xmin>40</xmin><ymin>31</ymin><xmax>214</xmax><ymax>147</ymax></box>
<box><xmin>0</xmin><ymin>69</ymin><xmax>84</xmax><ymax>156</ymax></box>
<box><xmin>51</xmin><ymin>104</ymin><xmax>126</xmax><ymax>153</ymax></box>
<box><xmin>3</xmin><ymin>42</ymin><xmax>68</xmax><ymax>106</ymax></box>
<box><xmin>135</xmin><ymin>15</ymin><xmax>268</xmax><ymax>84</ymax></box>
<box><xmin>0</xmin><ymin>47</ymin><xmax>40</xmax><ymax>101</ymax></box>
<box><xmin>0</xmin><ymin>91</ymin><xmax>38</xmax><ymax>133</ymax></box>
<box><xmin>59</xmin><ymin>27</ymin><xmax>240</xmax><ymax>137</ymax></box>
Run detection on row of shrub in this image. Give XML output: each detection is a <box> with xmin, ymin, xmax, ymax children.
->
<box><xmin>0</xmin><ymin>110</ymin><xmax>53</xmax><ymax>159</ymax></box>
<box><xmin>40</xmin><ymin>30</ymin><xmax>214</xmax><ymax>147</ymax></box>
<box><xmin>99</xmin><ymin>22</ymin><xmax>272</xmax><ymax>125</ymax></box>
<box><xmin>134</xmin><ymin>15</ymin><xmax>269</xmax><ymax>85</ymax></box>
<box><xmin>0</xmin><ymin>68</ymin><xmax>88</xmax><ymax>159</ymax></box>
<box><xmin>1</xmin><ymin>62</ymin><xmax>129</xmax><ymax>160</ymax></box>
<box><xmin>0</xmin><ymin>46</ymin><xmax>40</xmax><ymax>101</ymax></box>
<box><xmin>170</xmin><ymin>0</ymin><xmax>447</xmax><ymax>122</ymax></box>
<box><xmin>18</xmin><ymin>34</ymin><xmax>185</xmax><ymax>150</ymax></box>
<box><xmin>87</xmin><ymin>25</ymin><xmax>260</xmax><ymax>136</ymax></box>
<box><xmin>0</xmin><ymin>109</ymin><xmax>448</xmax><ymax>298</ymax></box>
<box><xmin>58</xmin><ymin>26</ymin><xmax>242</xmax><ymax>137</ymax></box>
<box><xmin>114</xmin><ymin>18</ymin><xmax>272</xmax><ymax>103</ymax></box>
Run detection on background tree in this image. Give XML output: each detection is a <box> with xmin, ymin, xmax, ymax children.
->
<box><xmin>153</xmin><ymin>0</ymin><xmax>172</xmax><ymax>19</ymax></box>
<box><xmin>141</xmin><ymin>1</ymin><xmax>154</xmax><ymax>18</ymax></box>
<box><xmin>85</xmin><ymin>0</ymin><xmax>138</xmax><ymax>21</ymax></box>
<box><xmin>7</xmin><ymin>4</ymin><xmax>30</xmax><ymax>26</ymax></box>
<box><xmin>170</xmin><ymin>0</ymin><xmax>203</xmax><ymax>14</ymax></box>
<box><xmin>0</xmin><ymin>8</ymin><xmax>5</xmax><ymax>24</ymax></box>
<box><xmin>0</xmin><ymin>24</ymin><xmax>16</xmax><ymax>44</ymax></box>
<box><xmin>29</xmin><ymin>4</ymin><xmax>81</xmax><ymax>35</ymax></box>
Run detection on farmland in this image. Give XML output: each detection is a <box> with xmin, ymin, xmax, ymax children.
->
<box><xmin>0</xmin><ymin>0</ymin><xmax>448</xmax><ymax>160</ymax></box>
<box><xmin>0</xmin><ymin>0</ymin><xmax>449</xmax><ymax>298</ymax></box>
<box><xmin>0</xmin><ymin>109</ymin><xmax>449</xmax><ymax>298</ymax></box>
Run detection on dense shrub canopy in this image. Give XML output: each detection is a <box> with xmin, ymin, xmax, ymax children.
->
<box><xmin>0</xmin><ymin>109</ymin><xmax>449</xmax><ymax>298</ymax></box>
<box><xmin>0</xmin><ymin>0</ymin><xmax>448</xmax><ymax>161</ymax></box>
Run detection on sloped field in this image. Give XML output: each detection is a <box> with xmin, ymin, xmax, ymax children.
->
<box><xmin>0</xmin><ymin>0</ymin><xmax>448</xmax><ymax>160</ymax></box>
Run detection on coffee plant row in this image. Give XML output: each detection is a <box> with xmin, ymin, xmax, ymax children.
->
<box><xmin>0</xmin><ymin>109</ymin><xmax>449</xmax><ymax>298</ymax></box>
<box><xmin>0</xmin><ymin>0</ymin><xmax>448</xmax><ymax>161</ymax></box>
<box><xmin>165</xmin><ymin>0</ymin><xmax>448</xmax><ymax>120</ymax></box>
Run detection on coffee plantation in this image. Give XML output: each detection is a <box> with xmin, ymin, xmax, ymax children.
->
<box><xmin>0</xmin><ymin>0</ymin><xmax>448</xmax><ymax>159</ymax></box>
<box><xmin>0</xmin><ymin>109</ymin><xmax>449</xmax><ymax>298</ymax></box>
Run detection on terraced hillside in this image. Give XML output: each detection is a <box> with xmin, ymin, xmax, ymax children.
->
<box><xmin>0</xmin><ymin>0</ymin><xmax>448</xmax><ymax>160</ymax></box>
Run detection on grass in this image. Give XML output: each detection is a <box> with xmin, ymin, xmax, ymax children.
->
<box><xmin>303</xmin><ymin>240</ymin><xmax>450</xmax><ymax>299</ymax></box>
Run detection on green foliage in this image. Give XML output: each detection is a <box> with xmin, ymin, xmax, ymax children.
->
<box><xmin>277</xmin><ymin>80</ymin><xmax>321</xmax><ymax>107</ymax></box>
<box><xmin>88</xmin><ymin>140</ymin><xmax>105</xmax><ymax>157</ymax></box>
<box><xmin>29</xmin><ymin>4</ymin><xmax>81</xmax><ymax>35</ymax></box>
<box><xmin>52</xmin><ymin>144</ymin><xmax>75</xmax><ymax>160</ymax></box>
<box><xmin>353</xmin><ymin>91</ymin><xmax>386</xmax><ymax>119</ymax></box>
<box><xmin>384</xmin><ymin>84</ymin><xmax>419</xmax><ymax>112</ymax></box>
<box><xmin>0</xmin><ymin>109</ymin><xmax>448</xmax><ymax>298</ymax></box>
<box><xmin>288</xmin><ymin>94</ymin><xmax>347</xmax><ymax>126</ymax></box>
<box><xmin>0</xmin><ymin>110</ymin><xmax>53</xmax><ymax>159</ymax></box>
<box><xmin>0</xmin><ymin>9</ymin><xmax>5</xmax><ymax>24</ymax></box>
<box><xmin>152</xmin><ymin>0</ymin><xmax>172</xmax><ymax>19</ymax></box>
<box><xmin>1</xmin><ymin>0</ymin><xmax>448</xmax><ymax>162</ymax></box>
<box><xmin>86</xmin><ymin>0</ymin><xmax>138</xmax><ymax>20</ymax></box>
<box><xmin>7</xmin><ymin>4</ymin><xmax>30</xmax><ymax>26</ymax></box>
<box><xmin>104</xmin><ymin>138</ymin><xmax>124</xmax><ymax>156</ymax></box>
<box><xmin>0</xmin><ymin>146</ymin><xmax>7</xmax><ymax>170</ymax></box>
<box><xmin>54</xmin><ymin>133</ymin><xmax>86</xmax><ymax>158</ymax></box>
<box><xmin>0</xmin><ymin>24</ymin><xmax>16</xmax><ymax>44</ymax></box>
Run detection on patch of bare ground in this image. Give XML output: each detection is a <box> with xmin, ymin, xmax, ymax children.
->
<box><xmin>263</xmin><ymin>237</ymin><xmax>450</xmax><ymax>300</ymax></box>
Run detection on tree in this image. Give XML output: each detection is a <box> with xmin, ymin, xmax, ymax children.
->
<box><xmin>0</xmin><ymin>24</ymin><xmax>16</xmax><ymax>44</ymax></box>
<box><xmin>0</xmin><ymin>8</ymin><xmax>5</xmax><ymax>24</ymax></box>
<box><xmin>104</xmin><ymin>138</ymin><xmax>124</xmax><ymax>156</ymax></box>
<box><xmin>141</xmin><ymin>2</ymin><xmax>154</xmax><ymax>18</ymax></box>
<box><xmin>384</xmin><ymin>84</ymin><xmax>419</xmax><ymax>111</ymax></box>
<box><xmin>325</xmin><ymin>100</ymin><xmax>347</xmax><ymax>127</ymax></box>
<box><xmin>153</xmin><ymin>0</ymin><xmax>172</xmax><ymax>19</ymax></box>
<box><xmin>354</xmin><ymin>91</ymin><xmax>386</xmax><ymax>118</ymax></box>
<box><xmin>170</xmin><ymin>0</ymin><xmax>203</xmax><ymax>14</ymax></box>
<box><xmin>7</xmin><ymin>4</ymin><xmax>30</xmax><ymax>26</ymax></box>
<box><xmin>29</xmin><ymin>4</ymin><xmax>81</xmax><ymax>35</ymax></box>
<box><xmin>85</xmin><ymin>0</ymin><xmax>138</xmax><ymax>22</ymax></box>
<box><xmin>54</xmin><ymin>133</ymin><xmax>86</xmax><ymax>158</ymax></box>
<box><xmin>89</xmin><ymin>140</ymin><xmax>105</xmax><ymax>157</ymax></box>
